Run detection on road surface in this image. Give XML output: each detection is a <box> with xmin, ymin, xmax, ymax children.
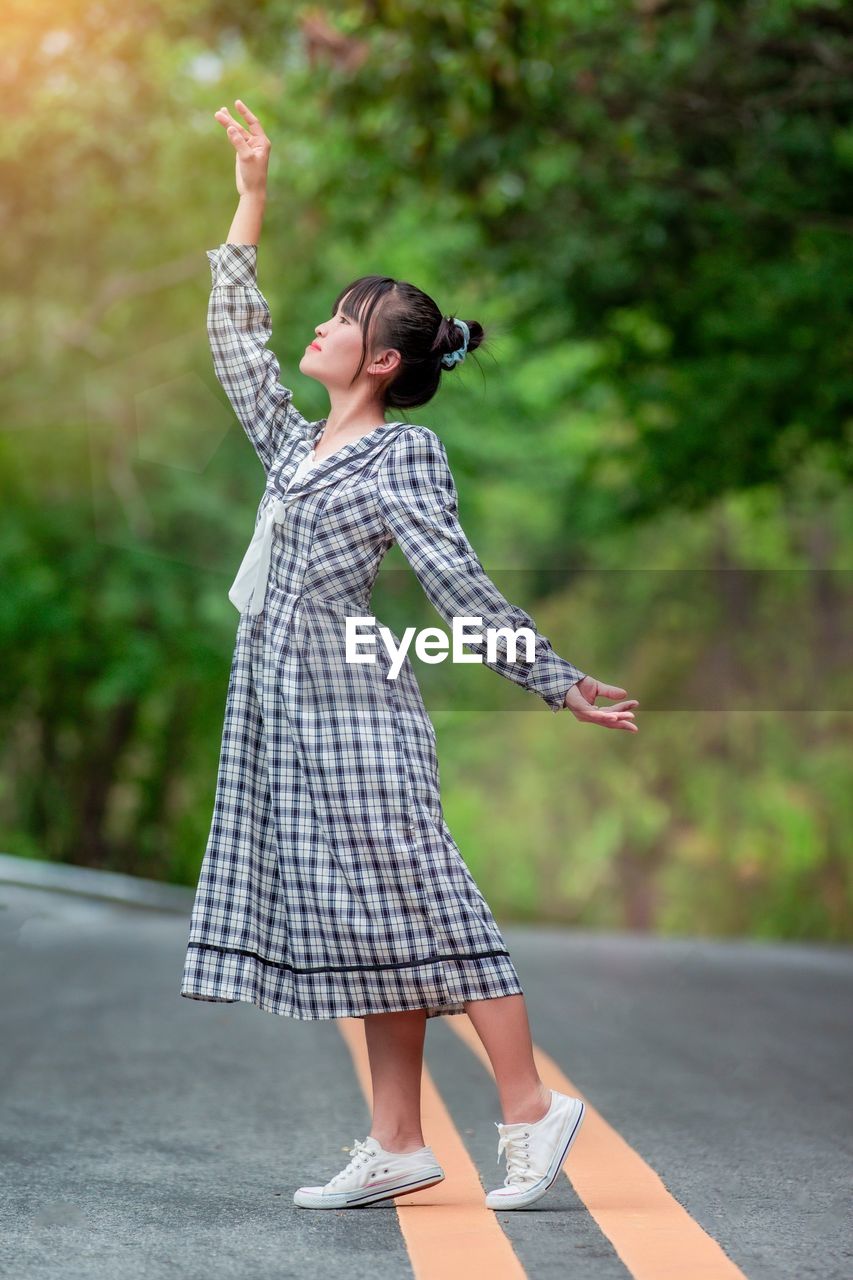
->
<box><xmin>1</xmin><ymin>860</ymin><xmax>850</xmax><ymax>1279</ymax></box>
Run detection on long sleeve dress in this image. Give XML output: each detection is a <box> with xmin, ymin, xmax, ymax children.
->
<box><xmin>180</xmin><ymin>242</ymin><xmax>586</xmax><ymax>1021</ymax></box>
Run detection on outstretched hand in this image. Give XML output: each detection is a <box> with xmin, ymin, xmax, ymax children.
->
<box><xmin>213</xmin><ymin>99</ymin><xmax>271</xmax><ymax>198</ymax></box>
<box><xmin>563</xmin><ymin>677</ymin><xmax>639</xmax><ymax>731</ymax></box>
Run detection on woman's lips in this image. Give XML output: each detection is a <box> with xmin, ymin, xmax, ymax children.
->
<box><xmin>309</xmin><ymin>341</ymin><xmax>321</xmax><ymax>351</ymax></box>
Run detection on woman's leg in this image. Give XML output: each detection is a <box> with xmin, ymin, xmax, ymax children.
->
<box><xmin>363</xmin><ymin>1009</ymin><xmax>428</xmax><ymax>1153</ymax></box>
<box><xmin>464</xmin><ymin>994</ymin><xmax>551</xmax><ymax>1124</ymax></box>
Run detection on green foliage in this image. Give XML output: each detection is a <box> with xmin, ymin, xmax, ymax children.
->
<box><xmin>0</xmin><ymin>0</ymin><xmax>849</xmax><ymax>939</ymax></box>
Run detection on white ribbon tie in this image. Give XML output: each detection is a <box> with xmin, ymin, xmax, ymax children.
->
<box><xmin>228</xmin><ymin>495</ymin><xmax>293</xmax><ymax>617</ymax></box>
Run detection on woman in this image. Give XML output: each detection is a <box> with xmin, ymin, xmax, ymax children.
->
<box><xmin>181</xmin><ymin>100</ymin><xmax>639</xmax><ymax>1212</ymax></box>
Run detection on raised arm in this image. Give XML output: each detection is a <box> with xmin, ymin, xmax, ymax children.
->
<box><xmin>375</xmin><ymin>426</ymin><xmax>587</xmax><ymax>713</ymax></box>
<box><xmin>206</xmin><ymin>240</ymin><xmax>311</xmax><ymax>474</ymax></box>
<box><xmin>207</xmin><ymin>101</ymin><xmax>311</xmax><ymax>475</ymax></box>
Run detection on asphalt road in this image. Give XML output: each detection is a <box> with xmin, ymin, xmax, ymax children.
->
<box><xmin>1</xmin><ymin>866</ymin><xmax>851</xmax><ymax>1280</ymax></box>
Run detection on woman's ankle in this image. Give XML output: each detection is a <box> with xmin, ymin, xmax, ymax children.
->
<box><xmin>500</xmin><ymin>1081</ymin><xmax>551</xmax><ymax>1126</ymax></box>
<box><xmin>369</xmin><ymin>1129</ymin><xmax>426</xmax><ymax>1153</ymax></box>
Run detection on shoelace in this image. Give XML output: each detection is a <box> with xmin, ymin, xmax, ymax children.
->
<box><xmin>327</xmin><ymin>1138</ymin><xmax>376</xmax><ymax>1187</ymax></box>
<box><xmin>495</xmin><ymin>1126</ymin><xmax>532</xmax><ymax>1186</ymax></box>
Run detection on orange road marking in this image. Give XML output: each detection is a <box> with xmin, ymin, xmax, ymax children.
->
<box><xmin>449</xmin><ymin>1015</ymin><xmax>748</xmax><ymax>1279</ymax></box>
<box><xmin>336</xmin><ymin>1016</ymin><xmax>526</xmax><ymax>1280</ymax></box>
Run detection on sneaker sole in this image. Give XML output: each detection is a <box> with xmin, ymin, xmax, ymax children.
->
<box><xmin>293</xmin><ymin>1168</ymin><xmax>445</xmax><ymax>1209</ymax></box>
<box><xmin>485</xmin><ymin>1097</ymin><xmax>585</xmax><ymax>1211</ymax></box>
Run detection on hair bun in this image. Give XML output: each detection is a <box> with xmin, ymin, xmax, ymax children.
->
<box><xmin>440</xmin><ymin>317</ymin><xmax>471</xmax><ymax>369</ymax></box>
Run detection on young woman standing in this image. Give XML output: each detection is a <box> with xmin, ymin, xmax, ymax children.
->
<box><xmin>181</xmin><ymin>100</ymin><xmax>639</xmax><ymax>1212</ymax></box>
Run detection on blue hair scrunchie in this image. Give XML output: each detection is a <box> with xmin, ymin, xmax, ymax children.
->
<box><xmin>440</xmin><ymin>318</ymin><xmax>470</xmax><ymax>369</ymax></box>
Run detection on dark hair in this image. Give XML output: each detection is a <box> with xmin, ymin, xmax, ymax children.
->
<box><xmin>329</xmin><ymin>274</ymin><xmax>486</xmax><ymax>410</ymax></box>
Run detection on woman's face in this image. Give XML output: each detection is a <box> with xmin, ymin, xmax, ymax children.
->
<box><xmin>299</xmin><ymin>291</ymin><xmax>398</xmax><ymax>392</ymax></box>
<box><xmin>299</xmin><ymin>291</ymin><xmax>367</xmax><ymax>388</ymax></box>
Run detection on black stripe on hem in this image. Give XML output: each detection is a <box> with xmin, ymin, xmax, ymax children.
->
<box><xmin>185</xmin><ymin>940</ymin><xmax>513</xmax><ymax>977</ymax></box>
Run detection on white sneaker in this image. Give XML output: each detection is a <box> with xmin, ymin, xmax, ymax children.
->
<box><xmin>293</xmin><ymin>1135</ymin><xmax>445</xmax><ymax>1209</ymax></box>
<box><xmin>485</xmin><ymin>1089</ymin><xmax>585</xmax><ymax>1210</ymax></box>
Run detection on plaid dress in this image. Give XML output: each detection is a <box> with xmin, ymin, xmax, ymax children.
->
<box><xmin>180</xmin><ymin>243</ymin><xmax>586</xmax><ymax>1021</ymax></box>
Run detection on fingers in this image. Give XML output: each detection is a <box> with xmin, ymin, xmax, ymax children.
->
<box><xmin>234</xmin><ymin>98</ymin><xmax>263</xmax><ymax>132</ymax></box>
<box><xmin>573</xmin><ymin>679</ymin><xmax>638</xmax><ymax>705</ymax></box>
<box><xmin>213</xmin><ymin>106</ymin><xmax>250</xmax><ymax>141</ymax></box>
<box><xmin>596</xmin><ymin>713</ymin><xmax>638</xmax><ymax>731</ymax></box>
<box><xmin>578</xmin><ymin>707</ymin><xmax>638</xmax><ymax>731</ymax></box>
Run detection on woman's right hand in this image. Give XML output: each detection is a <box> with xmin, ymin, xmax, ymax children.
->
<box><xmin>213</xmin><ymin>99</ymin><xmax>270</xmax><ymax>198</ymax></box>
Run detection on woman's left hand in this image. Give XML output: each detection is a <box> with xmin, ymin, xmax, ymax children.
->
<box><xmin>563</xmin><ymin>676</ymin><xmax>639</xmax><ymax>731</ymax></box>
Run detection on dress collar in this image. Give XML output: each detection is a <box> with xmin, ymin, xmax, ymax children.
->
<box><xmin>273</xmin><ymin>419</ymin><xmax>409</xmax><ymax>498</ymax></box>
